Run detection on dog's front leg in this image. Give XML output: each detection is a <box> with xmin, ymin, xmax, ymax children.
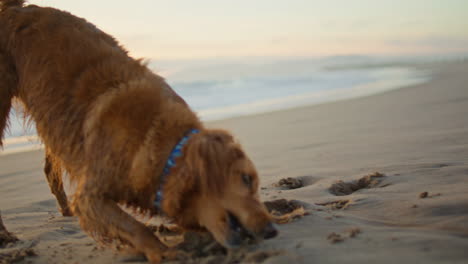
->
<box><xmin>73</xmin><ymin>185</ymin><xmax>170</xmax><ymax>263</ymax></box>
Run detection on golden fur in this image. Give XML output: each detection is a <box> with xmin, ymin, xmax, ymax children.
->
<box><xmin>0</xmin><ymin>1</ymin><xmax>276</xmax><ymax>262</ymax></box>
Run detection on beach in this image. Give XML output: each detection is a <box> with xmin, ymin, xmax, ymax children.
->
<box><xmin>1</xmin><ymin>61</ymin><xmax>468</xmax><ymax>263</ymax></box>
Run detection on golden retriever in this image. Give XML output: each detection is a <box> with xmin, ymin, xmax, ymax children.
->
<box><xmin>0</xmin><ymin>0</ymin><xmax>277</xmax><ymax>262</ymax></box>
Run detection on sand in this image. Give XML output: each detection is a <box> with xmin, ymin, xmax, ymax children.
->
<box><xmin>1</xmin><ymin>61</ymin><xmax>468</xmax><ymax>263</ymax></box>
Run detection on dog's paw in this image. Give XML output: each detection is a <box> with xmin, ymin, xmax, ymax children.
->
<box><xmin>145</xmin><ymin>252</ymin><xmax>163</xmax><ymax>264</ymax></box>
<box><xmin>61</xmin><ymin>208</ymin><xmax>73</xmax><ymax>217</ymax></box>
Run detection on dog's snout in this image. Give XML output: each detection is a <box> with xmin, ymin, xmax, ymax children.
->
<box><xmin>262</xmin><ymin>222</ymin><xmax>278</xmax><ymax>239</ymax></box>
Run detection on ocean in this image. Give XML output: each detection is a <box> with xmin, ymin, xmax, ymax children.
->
<box><xmin>1</xmin><ymin>55</ymin><xmax>433</xmax><ymax>154</ymax></box>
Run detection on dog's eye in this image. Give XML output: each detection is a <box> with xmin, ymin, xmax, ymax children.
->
<box><xmin>242</xmin><ymin>174</ymin><xmax>252</xmax><ymax>188</ymax></box>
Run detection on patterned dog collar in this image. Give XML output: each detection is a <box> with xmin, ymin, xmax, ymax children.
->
<box><xmin>154</xmin><ymin>129</ymin><xmax>200</xmax><ymax>211</ymax></box>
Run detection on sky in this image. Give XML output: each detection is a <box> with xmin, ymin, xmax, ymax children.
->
<box><xmin>28</xmin><ymin>0</ymin><xmax>468</xmax><ymax>60</ymax></box>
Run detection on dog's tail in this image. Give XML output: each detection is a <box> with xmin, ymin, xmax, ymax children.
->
<box><xmin>0</xmin><ymin>0</ymin><xmax>24</xmax><ymax>11</ymax></box>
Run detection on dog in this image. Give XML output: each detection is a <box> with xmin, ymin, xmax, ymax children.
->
<box><xmin>0</xmin><ymin>0</ymin><xmax>277</xmax><ymax>262</ymax></box>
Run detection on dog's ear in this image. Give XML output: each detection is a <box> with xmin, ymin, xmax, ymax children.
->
<box><xmin>161</xmin><ymin>165</ymin><xmax>197</xmax><ymax>216</ymax></box>
<box><xmin>161</xmin><ymin>130</ymin><xmax>238</xmax><ymax>215</ymax></box>
<box><xmin>187</xmin><ymin>131</ymin><xmax>235</xmax><ymax>196</ymax></box>
<box><xmin>229</xmin><ymin>146</ymin><xmax>245</xmax><ymax>160</ymax></box>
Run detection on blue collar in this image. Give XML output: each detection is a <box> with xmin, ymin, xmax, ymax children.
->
<box><xmin>154</xmin><ymin>129</ymin><xmax>200</xmax><ymax>211</ymax></box>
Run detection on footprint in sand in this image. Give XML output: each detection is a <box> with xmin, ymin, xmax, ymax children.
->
<box><xmin>327</xmin><ymin>227</ymin><xmax>361</xmax><ymax>244</ymax></box>
<box><xmin>315</xmin><ymin>200</ymin><xmax>351</xmax><ymax>210</ymax></box>
<box><xmin>273</xmin><ymin>175</ymin><xmax>317</xmax><ymax>190</ymax></box>
<box><xmin>328</xmin><ymin>172</ymin><xmax>387</xmax><ymax>196</ymax></box>
<box><xmin>316</xmin><ymin>172</ymin><xmax>388</xmax><ymax>210</ymax></box>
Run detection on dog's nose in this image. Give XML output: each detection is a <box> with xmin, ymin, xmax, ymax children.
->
<box><xmin>263</xmin><ymin>222</ymin><xmax>278</xmax><ymax>239</ymax></box>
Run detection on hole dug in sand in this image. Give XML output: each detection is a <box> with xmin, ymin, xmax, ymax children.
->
<box><xmin>329</xmin><ymin>172</ymin><xmax>386</xmax><ymax>196</ymax></box>
<box><xmin>263</xmin><ymin>199</ymin><xmax>309</xmax><ymax>224</ymax></box>
<box><xmin>153</xmin><ymin>199</ymin><xmax>305</xmax><ymax>263</ymax></box>
<box><xmin>162</xmin><ymin>232</ymin><xmax>284</xmax><ymax>264</ymax></box>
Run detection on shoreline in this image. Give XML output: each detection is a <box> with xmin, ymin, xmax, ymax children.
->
<box><xmin>1</xmin><ymin>62</ymin><xmax>435</xmax><ymax>156</ymax></box>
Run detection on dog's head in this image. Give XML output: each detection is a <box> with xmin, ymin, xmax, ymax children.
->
<box><xmin>162</xmin><ymin>129</ymin><xmax>277</xmax><ymax>247</ymax></box>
